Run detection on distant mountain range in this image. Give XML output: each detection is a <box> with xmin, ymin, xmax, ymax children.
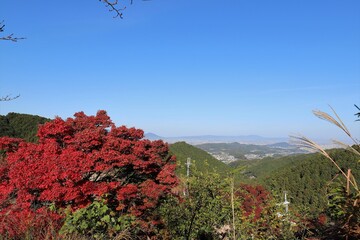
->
<box><xmin>145</xmin><ymin>133</ymin><xmax>288</xmax><ymax>145</ymax></box>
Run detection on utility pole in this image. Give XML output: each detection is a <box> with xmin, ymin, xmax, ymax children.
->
<box><xmin>283</xmin><ymin>191</ymin><xmax>290</xmax><ymax>214</ymax></box>
<box><xmin>186</xmin><ymin>157</ymin><xmax>191</xmax><ymax>177</ymax></box>
<box><xmin>185</xmin><ymin>157</ymin><xmax>191</xmax><ymax>197</ymax></box>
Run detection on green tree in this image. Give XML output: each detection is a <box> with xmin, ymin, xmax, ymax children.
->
<box><xmin>160</xmin><ymin>170</ymin><xmax>232</xmax><ymax>239</ymax></box>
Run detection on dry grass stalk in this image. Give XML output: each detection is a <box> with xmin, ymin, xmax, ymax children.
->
<box><xmin>332</xmin><ymin>140</ymin><xmax>360</xmax><ymax>159</ymax></box>
<box><xmin>291</xmin><ymin>135</ymin><xmax>357</xmax><ymax>190</ymax></box>
<box><xmin>312</xmin><ymin>106</ymin><xmax>358</xmax><ymax>144</ymax></box>
<box><xmin>292</xmin><ymin>106</ymin><xmax>360</xmax><ymax>192</ymax></box>
<box><xmin>113</xmin><ymin>228</ymin><xmax>134</xmax><ymax>240</ymax></box>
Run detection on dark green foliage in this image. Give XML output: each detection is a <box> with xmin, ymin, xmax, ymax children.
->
<box><xmin>0</xmin><ymin>116</ymin><xmax>16</xmax><ymax>137</ymax></box>
<box><xmin>61</xmin><ymin>199</ymin><xmax>136</xmax><ymax>239</ymax></box>
<box><xmin>169</xmin><ymin>141</ymin><xmax>231</xmax><ymax>176</ymax></box>
<box><xmin>327</xmin><ymin>179</ymin><xmax>358</xmax><ymax>222</ymax></box>
<box><xmin>159</xmin><ymin>171</ymin><xmax>231</xmax><ymax>239</ymax></box>
<box><xmin>325</xmin><ymin>167</ymin><xmax>359</xmax><ymax>239</ymax></box>
<box><xmin>230</xmin><ymin>149</ymin><xmax>359</xmax><ymax>216</ymax></box>
<box><xmin>0</xmin><ymin>112</ymin><xmax>50</xmax><ymax>142</ymax></box>
<box><xmin>263</xmin><ymin>149</ymin><xmax>360</xmax><ymax>216</ymax></box>
<box><xmin>235</xmin><ymin>154</ymin><xmax>310</xmax><ymax>180</ymax></box>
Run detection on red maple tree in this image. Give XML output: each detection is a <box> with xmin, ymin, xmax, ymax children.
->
<box><xmin>0</xmin><ymin>110</ymin><xmax>178</xmax><ymax>237</ymax></box>
<box><xmin>237</xmin><ymin>184</ymin><xmax>270</xmax><ymax>220</ymax></box>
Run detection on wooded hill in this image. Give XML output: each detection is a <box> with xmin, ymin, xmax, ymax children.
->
<box><xmin>263</xmin><ymin>149</ymin><xmax>360</xmax><ymax>215</ymax></box>
<box><xmin>0</xmin><ymin>112</ymin><xmax>50</xmax><ymax>142</ymax></box>
<box><xmin>230</xmin><ymin>154</ymin><xmax>309</xmax><ymax>180</ymax></box>
<box><xmin>169</xmin><ymin>141</ymin><xmax>231</xmax><ymax>177</ymax></box>
<box><xmin>231</xmin><ymin>149</ymin><xmax>360</xmax><ymax>216</ymax></box>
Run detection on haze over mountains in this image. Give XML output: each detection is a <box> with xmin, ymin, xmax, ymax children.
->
<box><xmin>145</xmin><ymin>133</ymin><xmax>318</xmax><ymax>163</ymax></box>
<box><xmin>196</xmin><ymin>142</ymin><xmax>307</xmax><ymax>163</ymax></box>
<box><xmin>145</xmin><ymin>132</ymin><xmax>288</xmax><ymax>144</ymax></box>
<box><xmin>145</xmin><ymin>132</ymin><xmax>340</xmax><ymax>148</ymax></box>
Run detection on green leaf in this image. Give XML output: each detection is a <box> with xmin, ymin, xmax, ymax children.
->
<box><xmin>101</xmin><ymin>215</ymin><xmax>110</xmax><ymax>223</ymax></box>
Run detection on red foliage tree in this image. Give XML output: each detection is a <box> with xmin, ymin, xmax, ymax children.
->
<box><xmin>237</xmin><ymin>184</ymin><xmax>270</xmax><ymax>220</ymax></box>
<box><xmin>0</xmin><ymin>110</ymin><xmax>178</xmax><ymax>237</ymax></box>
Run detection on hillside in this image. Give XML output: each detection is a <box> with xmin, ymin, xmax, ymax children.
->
<box><xmin>169</xmin><ymin>141</ymin><xmax>231</xmax><ymax>177</ymax></box>
<box><xmin>0</xmin><ymin>112</ymin><xmax>51</xmax><ymax>142</ymax></box>
<box><xmin>230</xmin><ymin>154</ymin><xmax>308</xmax><ymax>180</ymax></box>
<box><xmin>228</xmin><ymin>148</ymin><xmax>360</xmax><ymax>215</ymax></box>
<box><xmin>261</xmin><ymin>149</ymin><xmax>360</xmax><ymax>215</ymax></box>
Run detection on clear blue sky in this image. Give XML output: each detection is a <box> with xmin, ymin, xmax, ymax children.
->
<box><xmin>1</xmin><ymin>0</ymin><xmax>359</xmax><ymax>141</ymax></box>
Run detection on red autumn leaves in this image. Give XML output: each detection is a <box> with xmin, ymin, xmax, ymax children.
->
<box><xmin>0</xmin><ymin>110</ymin><xmax>178</xmax><ymax>235</ymax></box>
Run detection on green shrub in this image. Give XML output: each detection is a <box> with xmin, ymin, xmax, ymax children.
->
<box><xmin>60</xmin><ymin>198</ymin><xmax>136</xmax><ymax>239</ymax></box>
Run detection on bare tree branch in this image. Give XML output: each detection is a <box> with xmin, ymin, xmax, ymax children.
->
<box><xmin>0</xmin><ymin>34</ymin><xmax>26</xmax><ymax>42</ymax></box>
<box><xmin>0</xmin><ymin>21</ymin><xmax>25</xmax><ymax>42</ymax></box>
<box><xmin>0</xmin><ymin>94</ymin><xmax>20</xmax><ymax>101</ymax></box>
<box><xmin>355</xmin><ymin>104</ymin><xmax>360</xmax><ymax>121</ymax></box>
<box><xmin>1</xmin><ymin>1</ymin><xmax>138</xmax><ymax>42</ymax></box>
<box><xmin>100</xmin><ymin>0</ymin><xmax>129</xmax><ymax>18</ymax></box>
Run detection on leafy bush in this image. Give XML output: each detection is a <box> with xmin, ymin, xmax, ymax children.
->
<box><xmin>159</xmin><ymin>171</ymin><xmax>231</xmax><ymax>239</ymax></box>
<box><xmin>61</xmin><ymin>198</ymin><xmax>136</xmax><ymax>239</ymax></box>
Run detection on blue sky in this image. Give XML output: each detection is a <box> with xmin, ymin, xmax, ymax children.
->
<box><xmin>1</xmin><ymin>0</ymin><xmax>359</xmax><ymax>141</ymax></box>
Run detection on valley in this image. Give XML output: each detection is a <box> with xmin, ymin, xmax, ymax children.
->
<box><xmin>195</xmin><ymin>141</ymin><xmax>307</xmax><ymax>163</ymax></box>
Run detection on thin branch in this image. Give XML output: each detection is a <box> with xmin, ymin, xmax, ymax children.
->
<box><xmin>355</xmin><ymin>104</ymin><xmax>360</xmax><ymax>121</ymax></box>
<box><xmin>0</xmin><ymin>21</ymin><xmax>25</xmax><ymax>42</ymax></box>
<box><xmin>100</xmin><ymin>0</ymin><xmax>128</xmax><ymax>18</ymax></box>
<box><xmin>0</xmin><ymin>94</ymin><xmax>20</xmax><ymax>102</ymax></box>
<box><xmin>0</xmin><ymin>21</ymin><xmax>5</xmax><ymax>32</ymax></box>
<box><xmin>0</xmin><ymin>34</ymin><xmax>26</xmax><ymax>42</ymax></box>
